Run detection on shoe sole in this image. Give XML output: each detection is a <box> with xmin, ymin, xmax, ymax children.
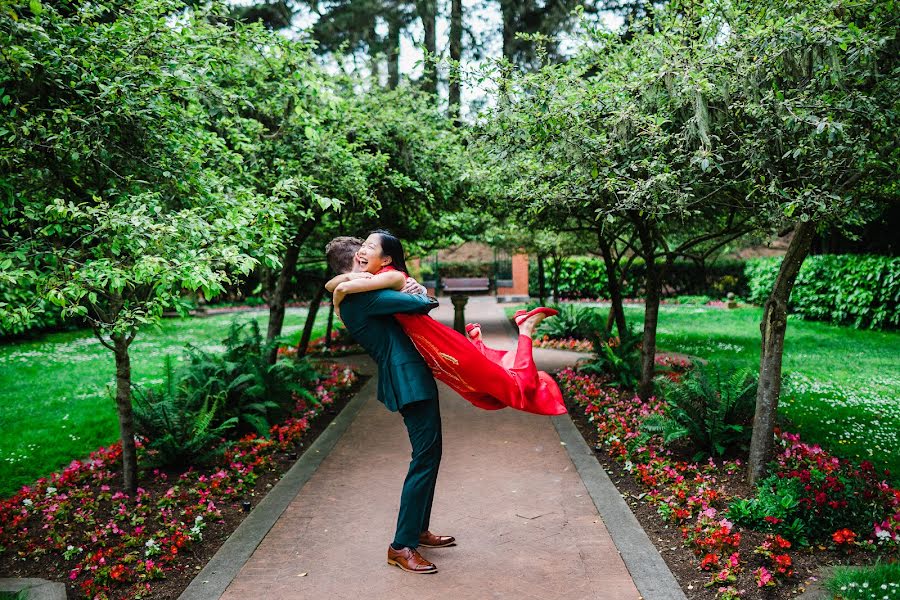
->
<box><xmin>417</xmin><ymin>542</ymin><xmax>457</xmax><ymax>548</ymax></box>
<box><xmin>387</xmin><ymin>559</ymin><xmax>438</xmax><ymax>574</ymax></box>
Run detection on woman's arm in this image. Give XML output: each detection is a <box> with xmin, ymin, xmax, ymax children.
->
<box><xmin>325</xmin><ymin>271</ymin><xmax>372</xmax><ymax>293</ymax></box>
<box><xmin>333</xmin><ymin>270</ymin><xmax>407</xmax><ymax>308</ymax></box>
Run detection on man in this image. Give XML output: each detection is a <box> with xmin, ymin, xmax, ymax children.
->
<box><xmin>325</xmin><ymin>236</ymin><xmax>455</xmax><ymax>574</ymax></box>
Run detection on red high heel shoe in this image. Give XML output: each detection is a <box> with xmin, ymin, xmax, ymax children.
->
<box><xmin>513</xmin><ymin>307</ymin><xmax>559</xmax><ymax>327</ymax></box>
<box><xmin>464</xmin><ymin>323</ymin><xmax>482</xmax><ymax>340</ymax></box>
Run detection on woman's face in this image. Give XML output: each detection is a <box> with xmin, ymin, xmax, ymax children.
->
<box><xmin>356</xmin><ymin>234</ymin><xmax>392</xmax><ymax>274</ymax></box>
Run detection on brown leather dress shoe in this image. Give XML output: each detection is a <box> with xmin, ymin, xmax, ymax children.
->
<box><xmin>387</xmin><ymin>545</ymin><xmax>438</xmax><ymax>574</ymax></box>
<box><xmin>418</xmin><ymin>531</ymin><xmax>456</xmax><ymax>548</ymax></box>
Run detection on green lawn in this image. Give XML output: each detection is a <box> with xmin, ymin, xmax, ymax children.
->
<box><xmin>0</xmin><ymin>308</ymin><xmax>329</xmax><ymax>498</ymax></box>
<box><xmin>518</xmin><ymin>303</ymin><xmax>900</xmax><ymax>479</ymax></box>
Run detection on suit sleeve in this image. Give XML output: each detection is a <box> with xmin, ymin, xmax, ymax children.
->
<box><xmin>363</xmin><ymin>290</ymin><xmax>439</xmax><ymax>316</ymax></box>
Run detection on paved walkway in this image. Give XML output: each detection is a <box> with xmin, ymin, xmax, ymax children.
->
<box><xmin>221</xmin><ymin>297</ymin><xmax>639</xmax><ymax>600</ymax></box>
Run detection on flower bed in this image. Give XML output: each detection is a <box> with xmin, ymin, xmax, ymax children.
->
<box><xmin>533</xmin><ymin>336</ymin><xmax>593</xmax><ymax>352</ymax></box>
<box><xmin>556</xmin><ymin>368</ymin><xmax>899</xmax><ymax>599</ymax></box>
<box><xmin>0</xmin><ymin>363</ymin><xmax>359</xmax><ymax>599</ymax></box>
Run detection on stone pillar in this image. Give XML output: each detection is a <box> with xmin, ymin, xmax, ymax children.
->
<box><xmin>450</xmin><ymin>294</ymin><xmax>468</xmax><ymax>334</ymax></box>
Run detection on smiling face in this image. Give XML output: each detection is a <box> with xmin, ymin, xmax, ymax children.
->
<box><xmin>356</xmin><ymin>233</ymin><xmax>392</xmax><ymax>275</ymax></box>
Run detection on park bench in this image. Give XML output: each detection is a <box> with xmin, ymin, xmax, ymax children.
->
<box><xmin>441</xmin><ymin>277</ymin><xmax>491</xmax><ymax>295</ymax></box>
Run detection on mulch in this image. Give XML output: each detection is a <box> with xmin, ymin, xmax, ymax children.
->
<box><xmin>563</xmin><ymin>394</ymin><xmax>880</xmax><ymax>599</ymax></box>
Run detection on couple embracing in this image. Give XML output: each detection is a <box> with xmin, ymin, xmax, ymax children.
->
<box><xmin>324</xmin><ymin>230</ymin><xmax>565</xmax><ymax>574</ymax></box>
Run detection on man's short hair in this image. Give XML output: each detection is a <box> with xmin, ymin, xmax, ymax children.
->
<box><xmin>325</xmin><ymin>236</ymin><xmax>363</xmax><ymax>274</ymax></box>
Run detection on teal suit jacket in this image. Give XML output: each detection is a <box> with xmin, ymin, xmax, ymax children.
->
<box><xmin>340</xmin><ymin>290</ymin><xmax>440</xmax><ymax>412</ymax></box>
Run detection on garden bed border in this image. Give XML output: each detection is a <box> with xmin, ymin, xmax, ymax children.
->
<box><xmin>552</xmin><ymin>414</ymin><xmax>687</xmax><ymax>600</ymax></box>
<box><xmin>177</xmin><ymin>377</ymin><xmax>374</xmax><ymax>600</ymax></box>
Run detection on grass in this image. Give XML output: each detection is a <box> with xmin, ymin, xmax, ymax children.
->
<box><xmin>0</xmin><ymin>308</ymin><xmax>329</xmax><ymax>498</ymax></box>
<box><xmin>0</xmin><ymin>592</ymin><xmax>25</xmax><ymax>600</ymax></box>
<box><xmin>513</xmin><ymin>302</ymin><xmax>900</xmax><ymax>479</ymax></box>
<box><xmin>825</xmin><ymin>561</ymin><xmax>900</xmax><ymax>599</ymax></box>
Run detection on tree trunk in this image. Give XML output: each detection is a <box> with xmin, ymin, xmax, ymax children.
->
<box><xmin>599</xmin><ymin>234</ymin><xmax>627</xmax><ymax>338</ymax></box>
<box><xmin>537</xmin><ymin>254</ymin><xmax>546</xmax><ymax>305</ymax></box>
<box><xmin>266</xmin><ymin>221</ymin><xmax>316</xmax><ymax>363</ymax></box>
<box><xmin>448</xmin><ymin>0</ymin><xmax>463</xmax><ymax>121</ymax></box>
<box><xmin>387</xmin><ymin>17</ymin><xmax>401</xmax><ymax>89</ymax></box>
<box><xmin>112</xmin><ymin>333</ymin><xmax>138</xmax><ymax>494</ymax></box>
<box><xmin>499</xmin><ymin>0</ymin><xmax>517</xmax><ymax>61</ymax></box>
<box><xmin>550</xmin><ymin>254</ymin><xmax>564</xmax><ymax>302</ymax></box>
<box><xmin>297</xmin><ymin>283</ymin><xmax>327</xmax><ymax>358</ymax></box>
<box><xmin>417</xmin><ymin>0</ymin><xmax>437</xmax><ymax>95</ymax></box>
<box><xmin>748</xmin><ymin>220</ymin><xmax>816</xmax><ymax>484</ymax></box>
<box><xmin>636</xmin><ymin>223</ymin><xmax>661</xmax><ymax>400</ymax></box>
<box><xmin>324</xmin><ymin>302</ymin><xmax>335</xmax><ymax>349</ymax></box>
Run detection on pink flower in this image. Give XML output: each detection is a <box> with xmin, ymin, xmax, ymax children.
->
<box><xmin>755</xmin><ymin>566</ymin><xmax>774</xmax><ymax>587</ymax></box>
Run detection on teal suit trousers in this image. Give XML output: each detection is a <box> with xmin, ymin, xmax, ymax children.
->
<box><xmin>394</xmin><ymin>396</ymin><xmax>442</xmax><ymax>548</ymax></box>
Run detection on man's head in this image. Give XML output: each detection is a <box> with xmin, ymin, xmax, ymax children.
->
<box><xmin>325</xmin><ymin>236</ymin><xmax>364</xmax><ymax>274</ymax></box>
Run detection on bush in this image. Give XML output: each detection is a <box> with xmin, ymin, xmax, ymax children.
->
<box><xmin>641</xmin><ymin>363</ymin><xmax>757</xmax><ymax>459</ymax></box>
<box><xmin>181</xmin><ymin>320</ymin><xmax>320</xmax><ymax>436</ymax></box>
<box><xmin>535</xmin><ymin>303</ymin><xmax>605</xmax><ymax>339</ymax></box>
<box><xmin>728</xmin><ymin>434</ymin><xmax>898</xmax><ymax>547</ymax></box>
<box><xmin>745</xmin><ymin>254</ymin><xmax>900</xmax><ymax>330</ymax></box>
<box><xmin>577</xmin><ymin>326</ymin><xmax>643</xmax><ymax>389</ymax></box>
<box><xmin>133</xmin><ymin>357</ymin><xmax>237</xmax><ymax>469</ymax></box>
<box><xmin>529</xmin><ymin>256</ymin><xmax>749</xmax><ymax>300</ymax></box>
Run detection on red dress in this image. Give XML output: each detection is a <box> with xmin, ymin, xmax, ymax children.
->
<box><xmin>377</xmin><ymin>267</ymin><xmax>566</xmax><ymax>416</ymax></box>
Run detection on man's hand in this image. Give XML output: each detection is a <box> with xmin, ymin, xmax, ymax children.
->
<box><xmin>401</xmin><ymin>276</ymin><xmax>427</xmax><ymax>295</ymax></box>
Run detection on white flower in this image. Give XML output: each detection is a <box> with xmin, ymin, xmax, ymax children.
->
<box><xmin>46</xmin><ymin>486</ymin><xmax>57</xmax><ymax>494</ymax></box>
<box><xmin>22</xmin><ymin>498</ymin><xmax>33</xmax><ymax>507</ymax></box>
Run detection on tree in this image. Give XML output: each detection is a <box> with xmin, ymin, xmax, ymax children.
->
<box><xmin>0</xmin><ymin>0</ymin><xmax>285</xmax><ymax>492</ymax></box>
<box><xmin>721</xmin><ymin>0</ymin><xmax>899</xmax><ymax>482</ymax></box>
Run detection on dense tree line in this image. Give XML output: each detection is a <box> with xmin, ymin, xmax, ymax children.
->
<box><xmin>471</xmin><ymin>0</ymin><xmax>898</xmax><ymax>480</ymax></box>
<box><xmin>0</xmin><ymin>0</ymin><xmax>470</xmax><ymax>491</ymax></box>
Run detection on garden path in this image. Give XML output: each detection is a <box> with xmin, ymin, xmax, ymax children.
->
<box><xmin>220</xmin><ymin>296</ymin><xmax>639</xmax><ymax>600</ymax></box>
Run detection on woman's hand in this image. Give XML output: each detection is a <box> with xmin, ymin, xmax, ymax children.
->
<box><xmin>333</xmin><ymin>282</ymin><xmax>349</xmax><ymax>310</ymax></box>
<box><xmin>345</xmin><ymin>272</ymin><xmax>373</xmax><ymax>281</ymax></box>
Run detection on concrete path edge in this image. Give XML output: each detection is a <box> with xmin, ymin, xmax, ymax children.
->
<box><xmin>178</xmin><ymin>377</ymin><xmax>374</xmax><ymax>600</ymax></box>
<box><xmin>0</xmin><ymin>578</ymin><xmax>66</xmax><ymax>600</ymax></box>
<box><xmin>552</xmin><ymin>414</ymin><xmax>688</xmax><ymax>600</ymax></box>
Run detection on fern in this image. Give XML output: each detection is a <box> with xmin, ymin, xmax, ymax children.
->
<box><xmin>641</xmin><ymin>363</ymin><xmax>758</xmax><ymax>459</ymax></box>
<box><xmin>535</xmin><ymin>303</ymin><xmax>605</xmax><ymax>340</ymax></box>
<box><xmin>577</xmin><ymin>325</ymin><xmax>643</xmax><ymax>388</ymax></box>
<box><xmin>132</xmin><ymin>357</ymin><xmax>236</xmax><ymax>468</ymax></box>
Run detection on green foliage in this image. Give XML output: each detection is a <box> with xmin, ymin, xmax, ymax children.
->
<box><xmin>536</xmin><ymin>303</ymin><xmax>604</xmax><ymax>339</ymax></box>
<box><xmin>132</xmin><ymin>357</ymin><xmax>237</xmax><ymax>469</ymax></box>
<box><xmin>642</xmin><ymin>364</ymin><xmax>758</xmax><ymax>459</ymax></box>
<box><xmin>727</xmin><ymin>477</ymin><xmax>810</xmax><ymax>545</ymax></box>
<box><xmin>529</xmin><ymin>257</ymin><xmax>748</xmax><ymax>300</ymax></box>
<box><xmin>180</xmin><ymin>320</ymin><xmax>319</xmax><ymax>436</ymax></box>
<box><xmin>745</xmin><ymin>255</ymin><xmax>900</xmax><ymax>330</ymax></box>
<box><xmin>577</xmin><ymin>326</ymin><xmax>643</xmax><ymax>389</ymax></box>
<box><xmin>728</xmin><ymin>466</ymin><xmax>893</xmax><ymax>546</ymax></box>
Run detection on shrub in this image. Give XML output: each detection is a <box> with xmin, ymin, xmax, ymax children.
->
<box><xmin>728</xmin><ymin>434</ymin><xmax>899</xmax><ymax>546</ymax></box>
<box><xmin>577</xmin><ymin>326</ymin><xmax>643</xmax><ymax>389</ymax></box>
<box><xmin>535</xmin><ymin>303</ymin><xmax>605</xmax><ymax>339</ymax></box>
<box><xmin>181</xmin><ymin>320</ymin><xmax>320</xmax><ymax>436</ymax></box>
<box><xmin>744</xmin><ymin>254</ymin><xmax>900</xmax><ymax>330</ymax></box>
<box><xmin>529</xmin><ymin>256</ymin><xmax>749</xmax><ymax>300</ymax></box>
<box><xmin>132</xmin><ymin>357</ymin><xmax>237</xmax><ymax>469</ymax></box>
<box><xmin>641</xmin><ymin>364</ymin><xmax>757</xmax><ymax>459</ymax></box>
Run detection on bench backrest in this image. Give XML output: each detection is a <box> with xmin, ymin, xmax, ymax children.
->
<box><xmin>441</xmin><ymin>277</ymin><xmax>491</xmax><ymax>291</ymax></box>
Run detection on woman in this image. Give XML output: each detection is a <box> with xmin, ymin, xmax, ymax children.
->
<box><xmin>326</xmin><ymin>230</ymin><xmax>565</xmax><ymax>416</ymax></box>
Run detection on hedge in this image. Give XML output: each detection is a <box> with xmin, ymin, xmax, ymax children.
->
<box><xmin>529</xmin><ymin>256</ymin><xmax>748</xmax><ymax>300</ymax></box>
<box><xmin>745</xmin><ymin>255</ymin><xmax>900</xmax><ymax>330</ymax></box>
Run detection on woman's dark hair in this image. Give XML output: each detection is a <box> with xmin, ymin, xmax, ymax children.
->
<box><xmin>370</xmin><ymin>229</ymin><xmax>409</xmax><ymax>275</ymax></box>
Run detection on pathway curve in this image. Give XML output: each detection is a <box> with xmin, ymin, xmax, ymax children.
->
<box><xmin>220</xmin><ymin>297</ymin><xmax>639</xmax><ymax>600</ymax></box>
